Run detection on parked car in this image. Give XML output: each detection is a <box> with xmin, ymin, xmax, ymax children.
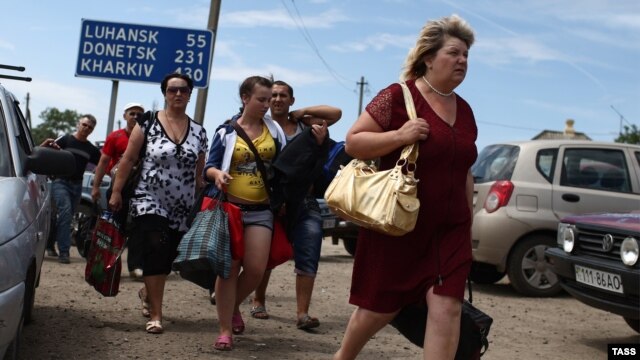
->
<box><xmin>546</xmin><ymin>212</ymin><xmax>639</xmax><ymax>333</ymax></box>
<box><xmin>0</xmin><ymin>80</ymin><xmax>75</xmax><ymax>359</ymax></box>
<box><xmin>471</xmin><ymin>140</ymin><xmax>640</xmax><ymax>297</ymax></box>
<box><xmin>318</xmin><ymin>198</ymin><xmax>359</xmax><ymax>256</ymax></box>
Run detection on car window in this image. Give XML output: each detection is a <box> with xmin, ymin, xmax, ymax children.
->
<box><xmin>560</xmin><ymin>148</ymin><xmax>631</xmax><ymax>193</ymax></box>
<box><xmin>0</xmin><ymin>115</ymin><xmax>11</xmax><ymax>177</ymax></box>
<box><xmin>536</xmin><ymin>148</ymin><xmax>557</xmax><ymax>183</ymax></box>
<box><xmin>7</xmin><ymin>98</ymin><xmax>32</xmax><ymax>174</ymax></box>
<box><xmin>471</xmin><ymin>144</ymin><xmax>519</xmax><ymax>183</ymax></box>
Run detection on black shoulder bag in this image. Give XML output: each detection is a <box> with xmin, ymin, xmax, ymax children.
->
<box><xmin>118</xmin><ymin>111</ymin><xmax>154</xmax><ymax>200</ymax></box>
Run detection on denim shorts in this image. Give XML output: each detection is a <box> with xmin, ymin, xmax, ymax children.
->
<box><xmin>235</xmin><ymin>205</ymin><xmax>273</xmax><ymax>230</ymax></box>
<box><xmin>291</xmin><ymin>197</ymin><xmax>323</xmax><ymax>277</ymax></box>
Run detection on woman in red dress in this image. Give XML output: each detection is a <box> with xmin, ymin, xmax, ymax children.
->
<box><xmin>333</xmin><ymin>14</ymin><xmax>477</xmax><ymax>360</ymax></box>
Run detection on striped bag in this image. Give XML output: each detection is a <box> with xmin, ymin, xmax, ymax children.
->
<box><xmin>173</xmin><ymin>195</ymin><xmax>231</xmax><ymax>283</ymax></box>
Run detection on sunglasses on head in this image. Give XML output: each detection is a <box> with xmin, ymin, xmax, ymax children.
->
<box><xmin>166</xmin><ymin>86</ymin><xmax>191</xmax><ymax>95</ymax></box>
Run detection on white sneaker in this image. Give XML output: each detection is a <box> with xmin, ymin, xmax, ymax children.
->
<box><xmin>131</xmin><ymin>268</ymin><xmax>143</xmax><ymax>280</ymax></box>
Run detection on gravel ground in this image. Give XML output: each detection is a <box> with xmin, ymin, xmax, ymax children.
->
<box><xmin>19</xmin><ymin>240</ymin><xmax>639</xmax><ymax>359</ymax></box>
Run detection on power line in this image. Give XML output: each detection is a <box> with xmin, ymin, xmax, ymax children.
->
<box><xmin>281</xmin><ymin>0</ymin><xmax>356</xmax><ymax>92</ymax></box>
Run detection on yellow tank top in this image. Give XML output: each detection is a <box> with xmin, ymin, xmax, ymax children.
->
<box><xmin>227</xmin><ymin>124</ymin><xmax>276</xmax><ymax>202</ymax></box>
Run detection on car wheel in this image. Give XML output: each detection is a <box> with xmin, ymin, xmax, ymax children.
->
<box><xmin>470</xmin><ymin>262</ymin><xmax>505</xmax><ymax>284</ymax></box>
<box><xmin>23</xmin><ymin>265</ymin><xmax>37</xmax><ymax>324</ymax></box>
<box><xmin>507</xmin><ymin>235</ymin><xmax>562</xmax><ymax>297</ymax></box>
<box><xmin>76</xmin><ymin>213</ymin><xmax>97</xmax><ymax>258</ymax></box>
<box><xmin>623</xmin><ymin>317</ymin><xmax>640</xmax><ymax>333</ymax></box>
<box><xmin>343</xmin><ymin>237</ymin><xmax>357</xmax><ymax>257</ymax></box>
<box><xmin>72</xmin><ymin>202</ymin><xmax>94</xmax><ymax>247</ymax></box>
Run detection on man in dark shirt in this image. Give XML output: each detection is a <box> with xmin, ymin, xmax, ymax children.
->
<box><xmin>41</xmin><ymin>114</ymin><xmax>101</xmax><ymax>263</ymax></box>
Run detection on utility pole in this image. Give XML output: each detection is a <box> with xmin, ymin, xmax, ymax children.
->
<box><xmin>193</xmin><ymin>0</ymin><xmax>221</xmax><ymax>125</ymax></box>
<box><xmin>610</xmin><ymin>105</ymin><xmax>627</xmax><ymax>136</ymax></box>
<box><xmin>357</xmin><ymin>76</ymin><xmax>367</xmax><ymax>115</ymax></box>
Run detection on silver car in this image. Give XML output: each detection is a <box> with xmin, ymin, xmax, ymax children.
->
<box><xmin>0</xmin><ymin>82</ymin><xmax>74</xmax><ymax>359</ymax></box>
<box><xmin>471</xmin><ymin>140</ymin><xmax>640</xmax><ymax>297</ymax></box>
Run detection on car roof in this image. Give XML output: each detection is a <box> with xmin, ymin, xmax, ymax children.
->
<box><xmin>485</xmin><ymin>139</ymin><xmax>640</xmax><ymax>150</ymax></box>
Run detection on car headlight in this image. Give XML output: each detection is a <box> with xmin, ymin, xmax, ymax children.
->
<box><xmin>557</xmin><ymin>223</ymin><xmax>576</xmax><ymax>253</ymax></box>
<box><xmin>620</xmin><ymin>236</ymin><xmax>639</xmax><ymax>266</ymax></box>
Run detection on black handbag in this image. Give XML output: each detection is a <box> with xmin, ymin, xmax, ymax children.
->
<box><xmin>389</xmin><ymin>280</ymin><xmax>492</xmax><ymax>359</ymax></box>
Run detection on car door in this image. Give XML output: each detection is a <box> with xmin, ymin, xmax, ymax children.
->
<box><xmin>551</xmin><ymin>144</ymin><xmax>640</xmax><ymax>220</ymax></box>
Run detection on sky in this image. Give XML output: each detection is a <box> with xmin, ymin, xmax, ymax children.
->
<box><xmin>1</xmin><ymin>0</ymin><xmax>638</xmax><ymax>152</ymax></box>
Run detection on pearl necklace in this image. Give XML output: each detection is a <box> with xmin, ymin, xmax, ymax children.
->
<box><xmin>422</xmin><ymin>75</ymin><xmax>453</xmax><ymax>97</ymax></box>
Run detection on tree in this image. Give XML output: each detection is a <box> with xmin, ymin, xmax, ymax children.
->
<box><xmin>614</xmin><ymin>124</ymin><xmax>640</xmax><ymax>145</ymax></box>
<box><xmin>31</xmin><ymin>107</ymin><xmax>80</xmax><ymax>145</ymax></box>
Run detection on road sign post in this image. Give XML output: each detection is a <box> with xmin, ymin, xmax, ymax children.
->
<box><xmin>76</xmin><ymin>19</ymin><xmax>214</xmax><ymax>88</ymax></box>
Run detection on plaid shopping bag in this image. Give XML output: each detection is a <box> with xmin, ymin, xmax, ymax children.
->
<box><xmin>173</xmin><ymin>197</ymin><xmax>232</xmax><ymax>284</ymax></box>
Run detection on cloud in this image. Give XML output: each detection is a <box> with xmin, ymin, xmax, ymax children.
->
<box><xmin>329</xmin><ymin>33</ymin><xmax>415</xmax><ymax>52</ymax></box>
<box><xmin>0</xmin><ymin>38</ymin><xmax>15</xmax><ymax>51</ymax></box>
<box><xmin>474</xmin><ymin>36</ymin><xmax>561</xmax><ymax>66</ymax></box>
<box><xmin>9</xmin><ymin>78</ymin><xmax>101</xmax><ymax>127</ymax></box>
<box><xmin>211</xmin><ymin>64</ymin><xmax>330</xmax><ymax>86</ymax></box>
<box><xmin>222</xmin><ymin>8</ymin><xmax>348</xmax><ymax>29</ymax></box>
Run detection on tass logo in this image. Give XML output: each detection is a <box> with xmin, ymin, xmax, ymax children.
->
<box><xmin>608</xmin><ymin>344</ymin><xmax>638</xmax><ymax>359</ymax></box>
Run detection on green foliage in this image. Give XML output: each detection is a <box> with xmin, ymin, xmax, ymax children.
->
<box><xmin>31</xmin><ymin>107</ymin><xmax>80</xmax><ymax>145</ymax></box>
<box><xmin>614</xmin><ymin>124</ymin><xmax>640</xmax><ymax>145</ymax></box>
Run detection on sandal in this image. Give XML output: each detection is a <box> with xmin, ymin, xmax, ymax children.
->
<box><xmin>138</xmin><ymin>288</ymin><xmax>150</xmax><ymax>318</ymax></box>
<box><xmin>214</xmin><ymin>335</ymin><xmax>233</xmax><ymax>351</ymax></box>
<box><xmin>145</xmin><ymin>320</ymin><xmax>163</xmax><ymax>334</ymax></box>
<box><xmin>250</xmin><ymin>305</ymin><xmax>269</xmax><ymax>320</ymax></box>
<box><xmin>296</xmin><ymin>314</ymin><xmax>320</xmax><ymax>330</ymax></box>
<box><xmin>232</xmin><ymin>313</ymin><xmax>245</xmax><ymax>335</ymax></box>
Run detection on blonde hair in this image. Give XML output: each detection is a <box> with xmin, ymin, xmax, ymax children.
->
<box><xmin>401</xmin><ymin>14</ymin><xmax>475</xmax><ymax>81</ymax></box>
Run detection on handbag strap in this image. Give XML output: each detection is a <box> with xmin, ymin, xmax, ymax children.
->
<box><xmin>398</xmin><ymin>82</ymin><xmax>419</xmax><ymax>165</ymax></box>
<box><xmin>137</xmin><ymin>111</ymin><xmax>154</xmax><ymax>160</ymax></box>
<box><xmin>230</xmin><ymin>120</ymin><xmax>274</xmax><ymax>199</ymax></box>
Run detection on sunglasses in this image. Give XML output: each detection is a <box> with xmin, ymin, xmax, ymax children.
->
<box><xmin>166</xmin><ymin>86</ymin><xmax>191</xmax><ymax>95</ymax></box>
<box><xmin>127</xmin><ymin>111</ymin><xmax>143</xmax><ymax>117</ymax></box>
<box><xmin>80</xmin><ymin>122</ymin><xmax>95</xmax><ymax>130</ymax></box>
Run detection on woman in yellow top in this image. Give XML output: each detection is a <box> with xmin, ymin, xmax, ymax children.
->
<box><xmin>204</xmin><ymin>76</ymin><xmax>286</xmax><ymax>351</ymax></box>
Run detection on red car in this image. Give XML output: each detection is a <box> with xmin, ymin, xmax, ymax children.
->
<box><xmin>546</xmin><ymin>212</ymin><xmax>640</xmax><ymax>333</ymax></box>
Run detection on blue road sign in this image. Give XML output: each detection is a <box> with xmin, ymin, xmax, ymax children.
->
<box><xmin>76</xmin><ymin>19</ymin><xmax>214</xmax><ymax>88</ymax></box>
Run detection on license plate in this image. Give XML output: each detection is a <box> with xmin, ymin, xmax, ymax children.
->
<box><xmin>323</xmin><ymin>218</ymin><xmax>336</xmax><ymax>229</ymax></box>
<box><xmin>574</xmin><ymin>265</ymin><xmax>623</xmax><ymax>294</ymax></box>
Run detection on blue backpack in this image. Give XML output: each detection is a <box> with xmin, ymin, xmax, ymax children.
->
<box><xmin>323</xmin><ymin>140</ymin><xmax>351</xmax><ymax>180</ymax></box>
<box><xmin>315</xmin><ymin>139</ymin><xmax>353</xmax><ymax>197</ymax></box>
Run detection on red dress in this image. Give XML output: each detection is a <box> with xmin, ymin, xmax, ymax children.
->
<box><xmin>349</xmin><ymin>79</ymin><xmax>478</xmax><ymax>313</ymax></box>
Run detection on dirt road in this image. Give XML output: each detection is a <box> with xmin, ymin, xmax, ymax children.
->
<box><xmin>20</xmin><ymin>240</ymin><xmax>639</xmax><ymax>359</ymax></box>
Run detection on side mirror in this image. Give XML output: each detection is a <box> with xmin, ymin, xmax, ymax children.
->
<box><xmin>25</xmin><ymin>146</ymin><xmax>76</xmax><ymax>176</ymax></box>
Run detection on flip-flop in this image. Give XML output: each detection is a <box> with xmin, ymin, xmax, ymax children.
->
<box><xmin>232</xmin><ymin>313</ymin><xmax>245</xmax><ymax>335</ymax></box>
<box><xmin>250</xmin><ymin>305</ymin><xmax>269</xmax><ymax>320</ymax></box>
<box><xmin>214</xmin><ymin>335</ymin><xmax>233</xmax><ymax>351</ymax></box>
<box><xmin>296</xmin><ymin>314</ymin><xmax>320</xmax><ymax>330</ymax></box>
<box><xmin>138</xmin><ymin>288</ymin><xmax>150</xmax><ymax>318</ymax></box>
<box><xmin>145</xmin><ymin>320</ymin><xmax>163</xmax><ymax>334</ymax></box>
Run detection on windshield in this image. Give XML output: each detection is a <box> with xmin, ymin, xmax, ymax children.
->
<box><xmin>471</xmin><ymin>144</ymin><xmax>519</xmax><ymax>183</ymax></box>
